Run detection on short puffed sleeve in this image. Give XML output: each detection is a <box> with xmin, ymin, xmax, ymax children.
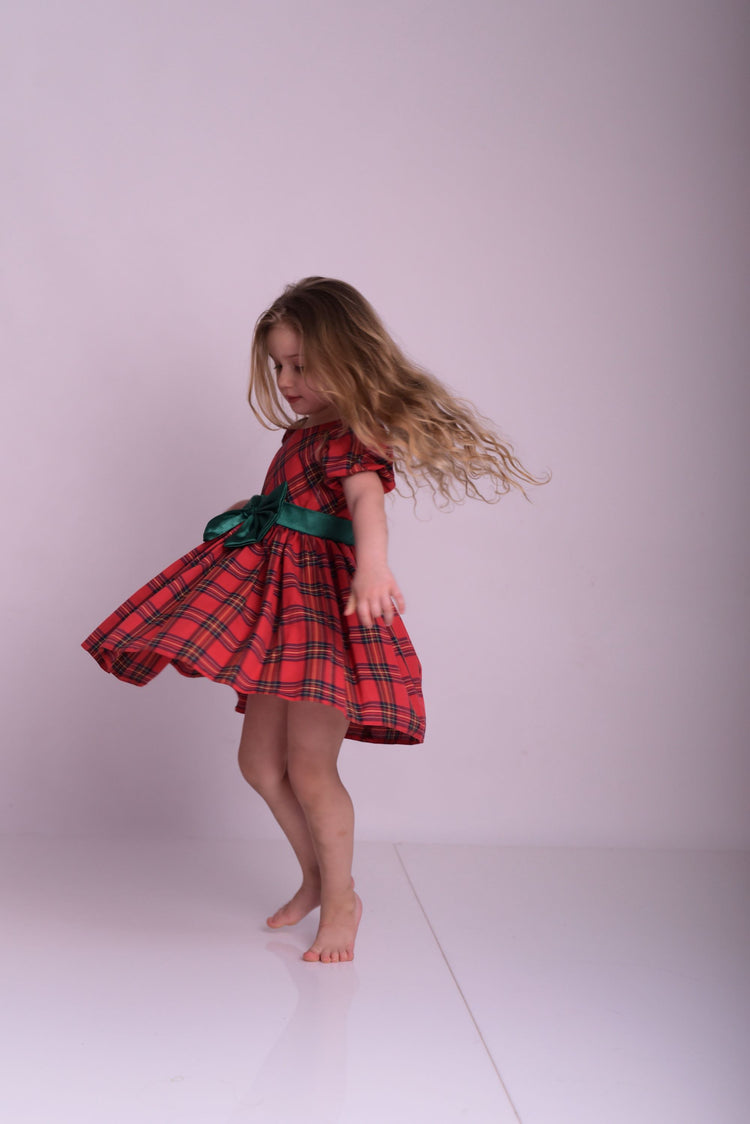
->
<box><xmin>323</xmin><ymin>429</ymin><xmax>395</xmax><ymax>494</ymax></box>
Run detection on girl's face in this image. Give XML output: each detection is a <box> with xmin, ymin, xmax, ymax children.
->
<box><xmin>267</xmin><ymin>323</ymin><xmax>336</xmax><ymax>425</ymax></box>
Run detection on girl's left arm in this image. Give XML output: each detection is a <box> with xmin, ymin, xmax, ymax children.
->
<box><xmin>342</xmin><ymin>472</ymin><xmax>406</xmax><ymax>628</ymax></box>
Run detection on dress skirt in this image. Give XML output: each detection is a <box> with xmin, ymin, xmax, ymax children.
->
<box><xmin>82</xmin><ymin>421</ymin><xmax>426</xmax><ymax>746</ymax></box>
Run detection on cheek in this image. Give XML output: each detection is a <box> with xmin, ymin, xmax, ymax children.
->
<box><xmin>303</xmin><ymin>377</ymin><xmax>328</xmax><ymax>402</ymax></box>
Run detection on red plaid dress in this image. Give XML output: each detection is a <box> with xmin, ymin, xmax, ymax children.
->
<box><xmin>82</xmin><ymin>421</ymin><xmax>425</xmax><ymax>744</ymax></box>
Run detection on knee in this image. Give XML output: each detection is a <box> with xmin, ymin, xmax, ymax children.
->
<box><xmin>237</xmin><ymin>747</ymin><xmax>284</xmax><ymax>796</ymax></box>
<box><xmin>237</xmin><ymin>695</ymin><xmax>288</xmax><ymax>794</ymax></box>
<box><xmin>286</xmin><ymin>754</ymin><xmax>334</xmax><ymax>810</ymax></box>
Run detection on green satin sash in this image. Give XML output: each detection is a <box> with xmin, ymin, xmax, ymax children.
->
<box><xmin>202</xmin><ymin>482</ymin><xmax>354</xmax><ymax>548</ymax></box>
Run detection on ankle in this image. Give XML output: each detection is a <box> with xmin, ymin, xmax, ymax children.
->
<box><xmin>321</xmin><ymin>884</ymin><xmax>356</xmax><ymax>911</ymax></box>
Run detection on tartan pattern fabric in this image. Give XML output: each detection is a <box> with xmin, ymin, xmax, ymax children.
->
<box><xmin>82</xmin><ymin>421</ymin><xmax>425</xmax><ymax>745</ymax></box>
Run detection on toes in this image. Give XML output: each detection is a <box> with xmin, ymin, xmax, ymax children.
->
<box><xmin>302</xmin><ymin>944</ymin><xmax>348</xmax><ymax>963</ymax></box>
<box><xmin>267</xmin><ymin>912</ymin><xmax>289</xmax><ymax>929</ymax></box>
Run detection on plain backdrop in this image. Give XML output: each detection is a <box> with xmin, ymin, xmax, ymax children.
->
<box><xmin>1</xmin><ymin>0</ymin><xmax>748</xmax><ymax>848</ymax></box>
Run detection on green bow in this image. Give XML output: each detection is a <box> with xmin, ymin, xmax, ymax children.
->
<box><xmin>203</xmin><ymin>483</ymin><xmax>289</xmax><ymax>548</ymax></box>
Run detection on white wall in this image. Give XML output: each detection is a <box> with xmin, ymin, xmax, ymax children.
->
<box><xmin>2</xmin><ymin>0</ymin><xmax>748</xmax><ymax>847</ymax></box>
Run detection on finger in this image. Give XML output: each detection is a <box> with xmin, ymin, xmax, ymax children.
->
<box><xmin>344</xmin><ymin>592</ymin><xmax>356</xmax><ymax>616</ymax></box>
<box><xmin>392</xmin><ymin>587</ymin><xmax>406</xmax><ymax>614</ymax></box>
<box><xmin>356</xmin><ymin>599</ymin><xmax>374</xmax><ymax>628</ymax></box>
<box><xmin>378</xmin><ymin>597</ymin><xmax>393</xmax><ymax>624</ymax></box>
<box><xmin>358</xmin><ymin>606</ymin><xmax>373</xmax><ymax>628</ymax></box>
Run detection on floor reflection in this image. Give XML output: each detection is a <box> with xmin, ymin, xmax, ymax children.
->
<box><xmin>230</xmin><ymin>937</ymin><xmax>359</xmax><ymax>1123</ymax></box>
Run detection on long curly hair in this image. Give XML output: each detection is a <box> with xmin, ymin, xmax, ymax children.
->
<box><xmin>249</xmin><ymin>277</ymin><xmax>547</xmax><ymax>504</ymax></box>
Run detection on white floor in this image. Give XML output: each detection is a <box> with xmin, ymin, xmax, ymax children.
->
<box><xmin>1</xmin><ymin>838</ymin><xmax>748</xmax><ymax>1124</ymax></box>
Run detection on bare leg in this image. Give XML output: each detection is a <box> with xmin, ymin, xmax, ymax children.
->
<box><xmin>237</xmin><ymin>695</ymin><xmax>321</xmax><ymax>927</ymax></box>
<box><xmin>286</xmin><ymin>701</ymin><xmax>362</xmax><ymax>963</ymax></box>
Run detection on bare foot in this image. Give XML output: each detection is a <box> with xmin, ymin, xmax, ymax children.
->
<box><xmin>266</xmin><ymin>882</ymin><xmax>321</xmax><ymax>929</ymax></box>
<box><xmin>302</xmin><ymin>891</ymin><xmax>362</xmax><ymax>963</ymax></box>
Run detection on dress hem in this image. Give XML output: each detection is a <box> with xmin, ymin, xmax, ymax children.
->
<box><xmin>83</xmin><ymin>640</ymin><xmax>426</xmax><ymax>746</ymax></box>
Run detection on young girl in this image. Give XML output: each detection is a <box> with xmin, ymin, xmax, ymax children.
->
<box><xmin>83</xmin><ymin>277</ymin><xmax>542</xmax><ymax>963</ymax></box>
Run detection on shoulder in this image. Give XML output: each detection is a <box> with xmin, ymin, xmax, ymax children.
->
<box><xmin>322</xmin><ymin>426</ymin><xmax>395</xmax><ymax>493</ymax></box>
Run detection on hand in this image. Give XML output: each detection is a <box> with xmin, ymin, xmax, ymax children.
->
<box><xmin>344</xmin><ymin>565</ymin><xmax>406</xmax><ymax>627</ymax></box>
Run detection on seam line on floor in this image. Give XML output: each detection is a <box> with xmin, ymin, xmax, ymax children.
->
<box><xmin>394</xmin><ymin>843</ymin><xmax>523</xmax><ymax>1124</ymax></box>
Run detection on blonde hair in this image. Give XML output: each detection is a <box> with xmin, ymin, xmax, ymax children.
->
<box><xmin>249</xmin><ymin>277</ymin><xmax>547</xmax><ymax>505</ymax></box>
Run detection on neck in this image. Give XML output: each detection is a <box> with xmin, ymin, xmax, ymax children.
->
<box><xmin>300</xmin><ymin>406</ymin><xmax>340</xmax><ymax>428</ymax></box>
